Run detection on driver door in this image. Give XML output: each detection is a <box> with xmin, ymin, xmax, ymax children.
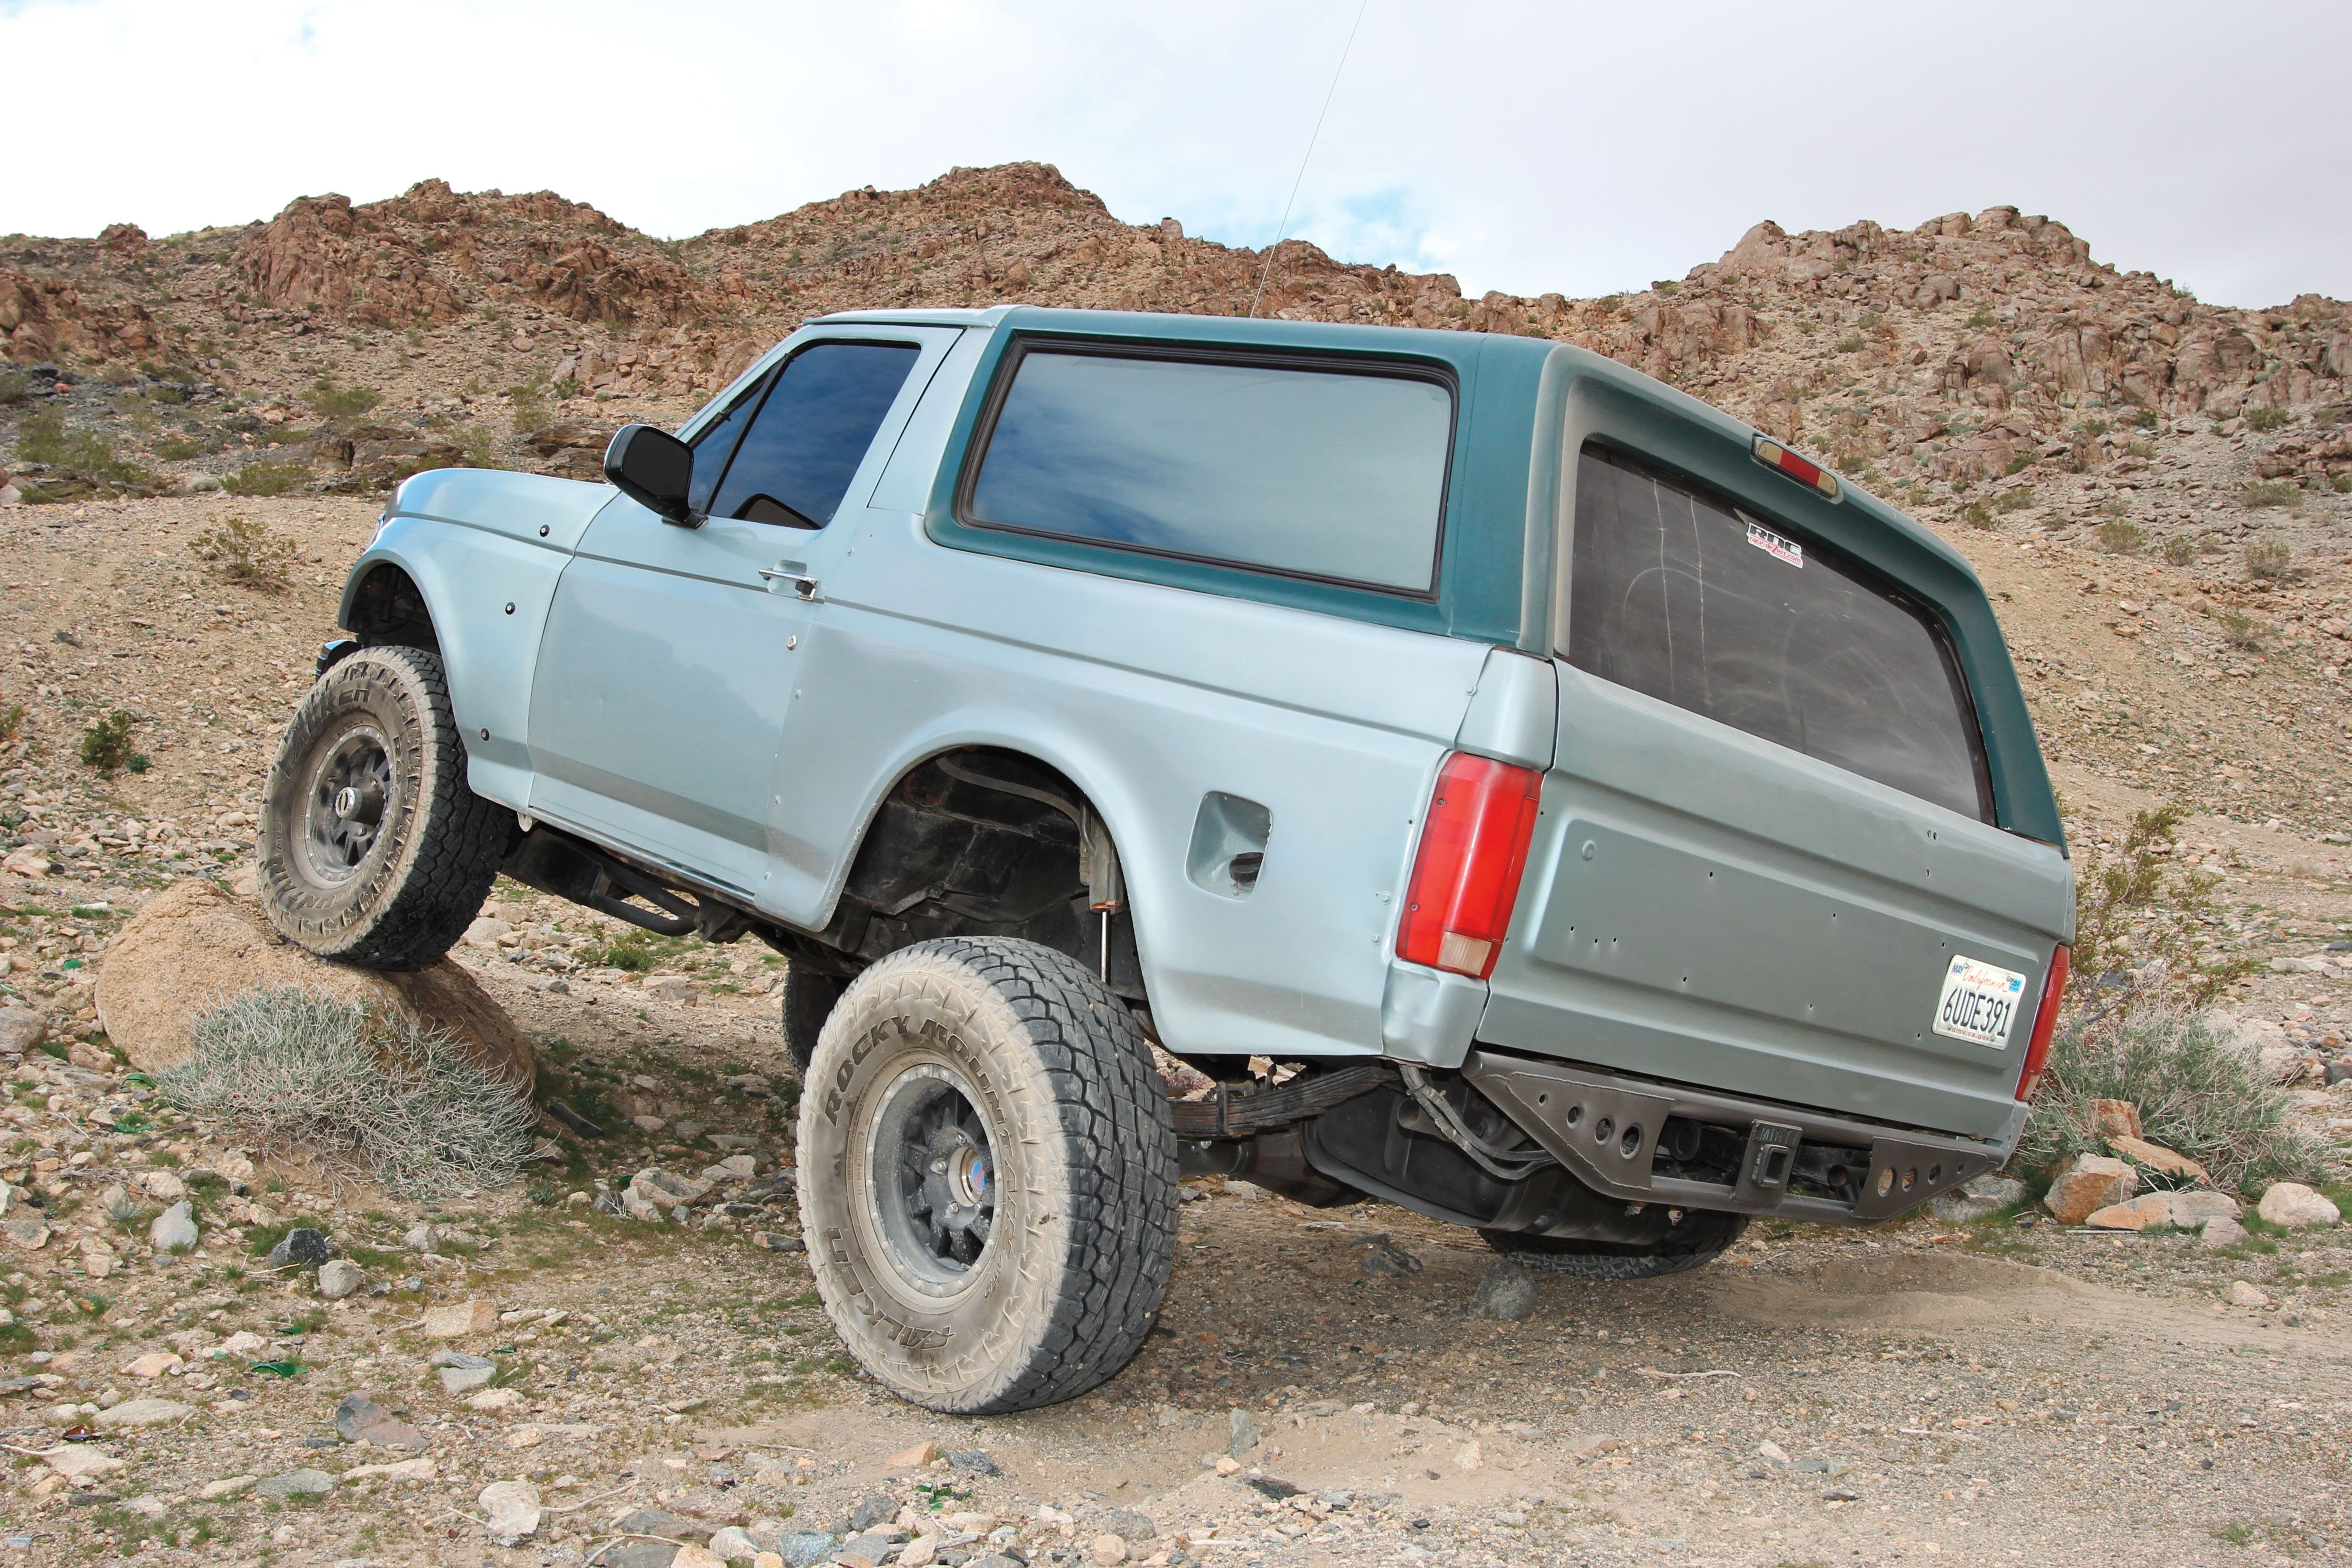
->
<box><xmin>526</xmin><ymin>327</ymin><xmax>959</xmax><ymax>896</ymax></box>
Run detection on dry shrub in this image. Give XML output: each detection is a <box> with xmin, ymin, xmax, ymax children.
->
<box><xmin>2019</xmin><ymin>996</ymin><xmax>2328</xmax><ymax>1191</ymax></box>
<box><xmin>189</xmin><ymin>515</ymin><xmax>297</xmax><ymax>590</ymax></box>
<box><xmin>2072</xmin><ymin>803</ymin><xmax>2244</xmax><ymax>1003</ymax></box>
<box><xmin>159</xmin><ymin>989</ymin><xmax>534</xmax><ymax>1198</ymax></box>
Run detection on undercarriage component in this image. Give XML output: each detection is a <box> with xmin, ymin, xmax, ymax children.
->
<box><xmin>1461</xmin><ymin>1052</ymin><xmax>2003</xmax><ymax>1225</ymax></box>
<box><xmin>1167</xmin><ymin>1061</ymin><xmax>1394</xmax><ymax>1138</ymax></box>
<box><xmin>501</xmin><ymin>827</ymin><xmax>750</xmax><ymax>942</ymax></box>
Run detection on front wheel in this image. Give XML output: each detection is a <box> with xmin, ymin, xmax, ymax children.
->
<box><xmin>796</xmin><ymin>937</ymin><xmax>1177</xmax><ymax>1413</ymax></box>
<box><xmin>257</xmin><ymin>645</ymin><xmax>513</xmax><ymax>970</ymax></box>
<box><xmin>1480</xmin><ymin>1210</ymin><xmax>1748</xmax><ymax>1280</ymax></box>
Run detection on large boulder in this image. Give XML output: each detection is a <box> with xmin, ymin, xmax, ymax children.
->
<box><xmin>93</xmin><ymin>879</ymin><xmax>532</xmax><ymax>1091</ymax></box>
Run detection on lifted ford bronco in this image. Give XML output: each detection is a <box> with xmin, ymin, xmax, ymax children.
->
<box><xmin>260</xmin><ymin>306</ymin><xmax>2073</xmax><ymax>1413</ymax></box>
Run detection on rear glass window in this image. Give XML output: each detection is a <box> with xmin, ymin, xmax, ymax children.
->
<box><xmin>965</xmin><ymin>346</ymin><xmax>1453</xmax><ymax>593</ymax></box>
<box><xmin>1567</xmin><ymin>445</ymin><xmax>1990</xmax><ymax>820</ymax></box>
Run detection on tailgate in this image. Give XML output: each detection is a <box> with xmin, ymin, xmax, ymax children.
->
<box><xmin>1479</xmin><ymin>663</ymin><xmax>2071</xmax><ymax>1143</ymax></box>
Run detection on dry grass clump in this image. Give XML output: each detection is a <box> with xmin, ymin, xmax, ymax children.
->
<box><xmin>159</xmin><ymin>988</ymin><xmax>534</xmax><ymax>1198</ymax></box>
<box><xmin>2019</xmin><ymin>997</ymin><xmax>2328</xmax><ymax>1191</ymax></box>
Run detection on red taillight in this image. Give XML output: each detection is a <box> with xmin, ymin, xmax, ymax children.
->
<box><xmin>2015</xmin><ymin>945</ymin><xmax>2071</xmax><ymax>1102</ymax></box>
<box><xmin>1397</xmin><ymin>753</ymin><xmax>1544</xmax><ymax>981</ymax></box>
<box><xmin>1752</xmin><ymin>435</ymin><xmax>1841</xmax><ymax>500</ymax></box>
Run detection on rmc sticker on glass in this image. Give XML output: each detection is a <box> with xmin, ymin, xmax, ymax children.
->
<box><xmin>1932</xmin><ymin>955</ymin><xmax>2029</xmax><ymax>1049</ymax></box>
<box><xmin>1744</xmin><ymin>519</ymin><xmax>1803</xmax><ymax>567</ymax></box>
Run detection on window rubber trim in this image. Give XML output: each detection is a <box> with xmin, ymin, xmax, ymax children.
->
<box><xmin>1571</xmin><ymin>438</ymin><xmax>1999</xmax><ymax>827</ymax></box>
<box><xmin>951</xmin><ymin>335</ymin><xmax>1460</xmax><ymax>602</ymax></box>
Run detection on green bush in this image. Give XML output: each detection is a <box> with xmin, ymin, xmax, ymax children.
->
<box><xmin>2244</xmin><ymin>405</ymin><xmax>2292</xmax><ymax>433</ymax></box>
<box><xmin>0</xmin><ymin>702</ymin><xmax>24</xmax><ymax>742</ymax></box>
<box><xmin>2128</xmin><ymin>408</ymin><xmax>2160</xmax><ymax>429</ymax></box>
<box><xmin>2074</xmin><ymin>417</ymin><xmax>2110</xmax><ymax>438</ymax></box>
<box><xmin>1961</xmin><ymin>502</ymin><xmax>1997</xmax><ymax>529</ymax></box>
<box><xmin>10</xmin><ymin>407</ymin><xmax>162</xmax><ymax>496</ymax></box>
<box><xmin>1835</xmin><ymin>334</ymin><xmax>1865</xmax><ymax>353</ymax></box>
<box><xmin>222</xmin><ymin>460</ymin><xmax>309</xmax><ymax>497</ymax></box>
<box><xmin>2095</xmin><ymin>519</ymin><xmax>2144</xmax><ymax>554</ymax></box>
<box><xmin>152</xmin><ymin>434</ymin><xmax>205</xmax><ymax>461</ymax></box>
<box><xmin>189</xmin><ymin>516</ymin><xmax>297</xmax><ymax>591</ymax></box>
<box><xmin>2216</xmin><ymin>610</ymin><xmax>2264</xmax><ymax>651</ymax></box>
<box><xmin>2160</xmin><ymin>535</ymin><xmax>2197</xmax><ymax>566</ymax></box>
<box><xmin>592</xmin><ymin>937</ymin><xmax>656</xmax><ymax>972</ymax></box>
<box><xmin>1993</xmin><ymin>487</ymin><xmax>2036</xmax><ymax>513</ymax></box>
<box><xmin>159</xmin><ymin>989</ymin><xmax>535</xmax><ymax>1199</ymax></box>
<box><xmin>2237</xmin><ymin>482</ymin><xmax>2302</xmax><ymax>510</ymax></box>
<box><xmin>79</xmin><ymin>711</ymin><xmax>138</xmax><ymax>773</ymax></box>
<box><xmin>2019</xmin><ymin>999</ymin><xmax>2327</xmax><ymax>1190</ymax></box>
<box><xmin>2244</xmin><ymin>539</ymin><xmax>2293</xmax><ymax>580</ymax></box>
<box><xmin>1966</xmin><ymin>305</ymin><xmax>1996</xmax><ymax>328</ymax></box>
<box><xmin>310</xmin><ymin>378</ymin><xmax>383</xmax><ymax>423</ymax></box>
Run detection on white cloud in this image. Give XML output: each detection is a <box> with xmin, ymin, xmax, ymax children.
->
<box><xmin>4</xmin><ymin>0</ymin><xmax>2345</xmax><ymax>308</ymax></box>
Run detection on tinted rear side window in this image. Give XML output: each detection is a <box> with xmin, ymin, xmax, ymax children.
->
<box><xmin>965</xmin><ymin>346</ymin><xmax>1453</xmax><ymax>593</ymax></box>
<box><xmin>1568</xmin><ymin>446</ymin><xmax>1990</xmax><ymax>820</ymax></box>
<box><xmin>703</xmin><ymin>341</ymin><xmax>920</xmax><ymax>527</ymax></box>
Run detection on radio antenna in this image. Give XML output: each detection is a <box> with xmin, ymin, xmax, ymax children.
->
<box><xmin>1248</xmin><ymin>0</ymin><xmax>1370</xmax><ymax>320</ymax></box>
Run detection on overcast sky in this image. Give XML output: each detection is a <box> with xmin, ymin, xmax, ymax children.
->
<box><xmin>6</xmin><ymin>0</ymin><xmax>2346</xmax><ymax>309</ymax></box>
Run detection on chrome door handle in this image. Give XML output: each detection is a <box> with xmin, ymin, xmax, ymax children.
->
<box><xmin>758</xmin><ymin>568</ymin><xmax>820</xmax><ymax>600</ymax></box>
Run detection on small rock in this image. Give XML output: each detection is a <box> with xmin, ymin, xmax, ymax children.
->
<box><xmin>898</xmin><ymin>1540</ymin><xmax>940</xmax><ymax>1568</ymax></box>
<box><xmin>2083</xmin><ymin>1194</ymin><xmax>2174</xmax><ymax>1231</ymax></box>
<box><xmin>335</xmin><ymin>1393</ymin><xmax>428</xmax><ymax>1451</ymax></box>
<box><xmin>1361</xmin><ymin>1235</ymin><xmax>1423</xmax><ymax>1276</ymax></box>
<box><xmin>1</xmin><ymin>1210</ymin><xmax>48</xmax><ymax>1251</ymax></box>
<box><xmin>93</xmin><ymin>1398</ymin><xmax>195</xmax><ymax>1431</ymax></box>
<box><xmin>708</xmin><ymin>1526</ymin><xmax>760</xmax><ymax>1563</ymax></box>
<box><xmin>2042</xmin><ymin>1156</ymin><xmax>2137</xmax><ymax>1224</ymax></box>
<box><xmin>266</xmin><ymin>1228</ymin><xmax>332</xmax><ymax>1268</ymax></box>
<box><xmin>2106</xmin><ymin>1134</ymin><xmax>2210</xmax><ymax>1183</ymax></box>
<box><xmin>255</xmin><ymin>1468</ymin><xmax>334</xmax><ymax>1498</ymax></box>
<box><xmin>423</xmin><ymin>1298</ymin><xmax>499</xmax><ymax>1339</ymax></box>
<box><xmin>836</xmin><ymin>1532</ymin><xmax>903</xmax><ymax>1564</ymax></box>
<box><xmin>602</xmin><ymin>1543</ymin><xmax>682</xmax><ymax>1568</ymax></box>
<box><xmin>2088</xmin><ymin>1099</ymin><xmax>2144</xmax><ymax>1140</ymax></box>
<box><xmin>468</xmin><ymin>1387</ymin><xmax>522</xmax><ymax>1410</ymax></box>
<box><xmin>434</xmin><ymin>1352</ymin><xmax>497</xmax><ymax>1394</ymax></box>
<box><xmin>217</xmin><ymin>1330</ymin><xmax>268</xmax><ymax>1357</ymax></box>
<box><xmin>2259</xmin><ymin>1182</ymin><xmax>2341</xmax><ymax>1230</ymax></box>
<box><xmin>2227</xmin><ymin>1280</ymin><xmax>2271</xmax><ymax>1307</ymax></box>
<box><xmin>2202</xmin><ymin>1216</ymin><xmax>2251</xmax><ymax>1249</ymax></box>
<box><xmin>122</xmin><ymin>1352</ymin><xmax>184</xmax><ymax>1379</ymax></box>
<box><xmin>1758</xmin><ymin>1441</ymin><xmax>1791</xmax><ymax>1464</ymax></box>
<box><xmin>947</xmin><ymin>1450</ymin><xmax>1002</xmax><ymax>1477</ymax></box>
<box><xmin>1214</xmin><ymin>1456</ymin><xmax>1241</xmax><ymax>1475</ymax></box>
<box><xmin>44</xmin><ymin>1445</ymin><xmax>125</xmax><ymax>1480</ymax></box>
<box><xmin>779</xmin><ymin>1533</ymin><xmax>836</xmax><ymax>1568</ymax></box>
<box><xmin>0</xmin><ymin>1005</ymin><xmax>45</xmax><ymax>1054</ymax></box>
<box><xmin>404</xmin><ymin>1223</ymin><xmax>440</xmax><ymax>1253</ymax></box>
<box><xmin>198</xmin><ymin>1475</ymin><xmax>256</xmax><ymax>1499</ymax></box>
<box><xmin>140</xmin><ymin>1171</ymin><xmax>186</xmax><ymax>1202</ymax></box>
<box><xmin>671</xmin><ymin>1548</ymin><xmax>726</xmax><ymax>1568</ymax></box>
<box><xmin>752</xmin><ymin>1556</ymin><xmax>784</xmax><ymax>1568</ymax></box>
<box><xmin>886</xmin><ymin>1441</ymin><xmax>939</xmax><ymax>1468</ymax></box>
<box><xmin>1455</xmin><ymin>1440</ymin><xmax>1484</xmax><ymax>1470</ymax></box>
<box><xmin>1228</xmin><ymin>1407</ymin><xmax>1261</xmax><ymax>1456</ymax></box>
<box><xmin>1101</xmin><ymin>1509</ymin><xmax>1156</xmax><ymax>1542</ymax></box>
<box><xmin>1564</xmin><ymin>1433</ymin><xmax>1625</xmax><ymax>1459</ymax></box>
<box><xmin>753</xmin><ymin>1231</ymin><xmax>804</xmax><ymax>1252</ymax></box>
<box><xmin>1088</xmin><ymin>1534</ymin><xmax>1130</xmax><ymax>1565</ymax></box>
<box><xmin>481</xmin><ymin>1480</ymin><xmax>542</xmax><ymax>1545</ymax></box>
<box><xmin>849</xmin><ymin>1494</ymin><xmax>900</xmax><ymax>1532</ymax></box>
<box><xmin>318</xmin><ymin>1259</ymin><xmax>365</xmax><ymax>1300</ymax></box>
<box><xmin>2168</xmin><ymin>1190</ymin><xmax>2242</xmax><ymax>1226</ymax></box>
<box><xmin>1467</xmin><ymin>1259</ymin><xmax>1538</xmax><ymax>1320</ymax></box>
<box><xmin>148</xmin><ymin>1200</ymin><xmax>198</xmax><ymax>1253</ymax></box>
<box><xmin>1927</xmin><ymin>1173</ymin><xmax>2028</xmax><ymax>1222</ymax></box>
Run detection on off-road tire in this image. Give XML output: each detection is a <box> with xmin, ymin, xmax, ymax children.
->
<box><xmin>257</xmin><ymin>645</ymin><xmax>514</xmax><ymax>971</ymax></box>
<box><xmin>1480</xmin><ymin>1210</ymin><xmax>1748</xmax><ymax>1281</ymax></box>
<box><xmin>780</xmin><ymin>965</ymin><xmax>845</xmax><ymax>1077</ymax></box>
<box><xmin>796</xmin><ymin>936</ymin><xmax>1177</xmax><ymax>1413</ymax></box>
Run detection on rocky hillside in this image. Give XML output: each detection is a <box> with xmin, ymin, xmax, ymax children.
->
<box><xmin>5</xmin><ymin>162</ymin><xmax>2352</xmax><ymax>845</ymax></box>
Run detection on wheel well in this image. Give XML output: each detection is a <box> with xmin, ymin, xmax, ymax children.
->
<box><xmin>346</xmin><ymin>564</ymin><xmax>440</xmax><ymax>655</ymax></box>
<box><xmin>811</xmin><ymin>746</ymin><xmax>1147</xmax><ymax>1004</ymax></box>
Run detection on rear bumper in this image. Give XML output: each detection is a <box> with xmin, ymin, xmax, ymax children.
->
<box><xmin>1463</xmin><ymin>1050</ymin><xmax>2011</xmax><ymax>1227</ymax></box>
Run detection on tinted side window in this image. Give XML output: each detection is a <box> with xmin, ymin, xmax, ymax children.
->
<box><xmin>705</xmin><ymin>341</ymin><xmax>921</xmax><ymax>527</ymax></box>
<box><xmin>965</xmin><ymin>347</ymin><xmax>1453</xmax><ymax>593</ymax></box>
<box><xmin>1567</xmin><ymin>446</ymin><xmax>1990</xmax><ymax>820</ymax></box>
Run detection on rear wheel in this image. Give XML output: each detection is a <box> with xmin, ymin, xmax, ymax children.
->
<box><xmin>257</xmin><ymin>645</ymin><xmax>513</xmax><ymax>970</ymax></box>
<box><xmin>796</xmin><ymin>937</ymin><xmax>1176</xmax><ymax>1413</ymax></box>
<box><xmin>1480</xmin><ymin>1210</ymin><xmax>1747</xmax><ymax>1280</ymax></box>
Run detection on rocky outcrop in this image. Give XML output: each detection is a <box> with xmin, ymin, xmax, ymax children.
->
<box><xmin>93</xmin><ymin>879</ymin><xmax>532</xmax><ymax>1090</ymax></box>
<box><xmin>233</xmin><ymin>191</ymin><xmax>465</xmax><ymax>326</ymax></box>
<box><xmin>0</xmin><ymin>268</ymin><xmax>167</xmax><ymax>363</ymax></box>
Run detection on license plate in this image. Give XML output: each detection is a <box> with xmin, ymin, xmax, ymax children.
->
<box><xmin>1931</xmin><ymin>955</ymin><xmax>2028</xmax><ymax>1049</ymax></box>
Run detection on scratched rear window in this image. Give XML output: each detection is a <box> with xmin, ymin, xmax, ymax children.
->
<box><xmin>1568</xmin><ymin>444</ymin><xmax>1992</xmax><ymax>821</ymax></box>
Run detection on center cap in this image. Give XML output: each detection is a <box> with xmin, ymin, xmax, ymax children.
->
<box><xmin>334</xmin><ymin>785</ymin><xmax>361</xmax><ymax>818</ymax></box>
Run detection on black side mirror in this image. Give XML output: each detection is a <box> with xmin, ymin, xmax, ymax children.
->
<box><xmin>603</xmin><ymin>424</ymin><xmax>699</xmax><ymax>526</ymax></box>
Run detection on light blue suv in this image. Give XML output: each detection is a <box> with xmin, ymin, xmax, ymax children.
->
<box><xmin>257</xmin><ymin>306</ymin><xmax>2074</xmax><ymax>1413</ymax></box>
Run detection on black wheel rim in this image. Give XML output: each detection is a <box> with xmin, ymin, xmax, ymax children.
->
<box><xmin>299</xmin><ymin>724</ymin><xmax>393</xmax><ymax>886</ymax></box>
<box><xmin>863</xmin><ymin>1063</ymin><xmax>996</xmax><ymax>1294</ymax></box>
